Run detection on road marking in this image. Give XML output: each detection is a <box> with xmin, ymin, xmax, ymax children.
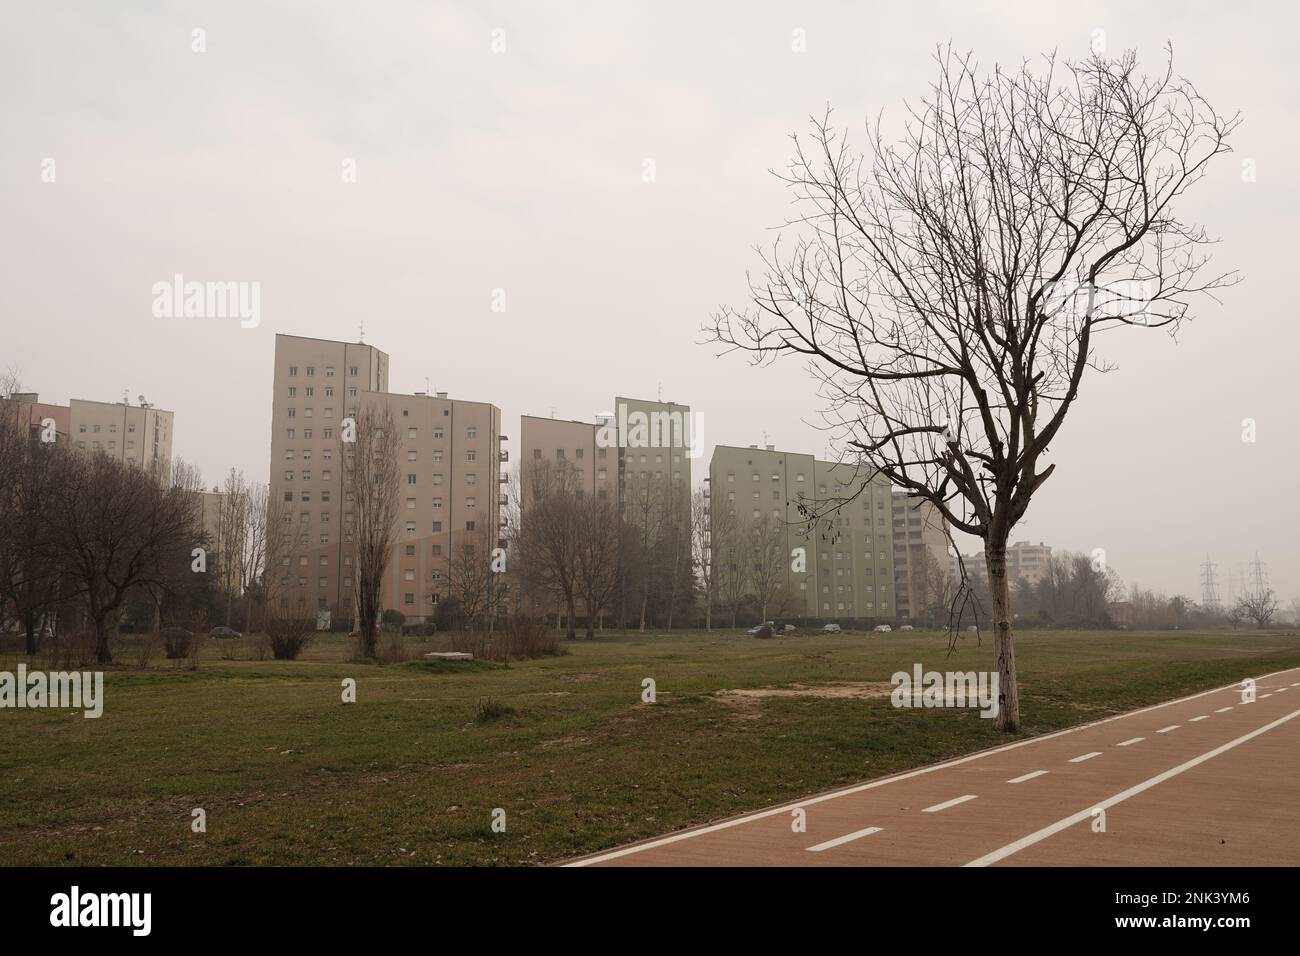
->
<box><xmin>1261</xmin><ymin>693</ymin><xmax>1273</xmax><ymax>699</ymax></box>
<box><xmin>1276</xmin><ymin>688</ymin><xmax>1288</xmax><ymax>693</ymax></box>
<box><xmin>1157</xmin><ymin>725</ymin><xmax>1179</xmax><ymax>733</ymax></box>
<box><xmin>1215</xmin><ymin>707</ymin><xmax>1233</xmax><ymax>713</ymax></box>
<box><xmin>1117</xmin><ymin>737</ymin><xmax>1144</xmax><ymax>747</ymax></box>
<box><xmin>806</xmin><ymin>826</ymin><xmax>882</xmax><ymax>852</ymax></box>
<box><xmin>1008</xmin><ymin>770</ymin><xmax>1049</xmax><ymax>783</ymax></box>
<box><xmin>564</xmin><ymin>666</ymin><xmax>1300</xmax><ymax>866</ymax></box>
<box><xmin>1069</xmin><ymin>752</ymin><xmax>1102</xmax><ymax>763</ymax></box>
<box><xmin>1189</xmin><ymin>715</ymin><xmax>1208</xmax><ymax>722</ymax></box>
<box><xmin>965</xmin><ymin>707</ymin><xmax>1300</xmax><ymax>867</ymax></box>
<box><xmin>923</xmin><ymin>795</ymin><xmax>978</xmax><ymax>813</ymax></box>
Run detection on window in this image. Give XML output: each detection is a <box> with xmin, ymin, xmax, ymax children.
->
<box><xmin>431</xmin><ymin>544</ymin><xmax>442</xmax><ymax>556</ymax></box>
<box><xmin>407</xmin><ymin>427</ymin><xmax>417</xmax><ymax>439</ymax></box>
<box><xmin>533</xmin><ymin>449</ymin><xmax>542</xmax><ymax>459</ymax></box>
<box><xmin>466</xmin><ymin>521</ymin><xmax>476</xmax><ymax>532</ymax></box>
<box><xmin>432</xmin><ymin>498</ymin><xmax>442</xmax><ymax>510</ymax></box>
<box><xmin>288</xmin><ymin>408</ymin><xmax>296</xmax><ymax>418</ymax></box>
<box><xmin>306</xmin><ymin>366</ymin><xmax>315</xmax><ymax>377</ymax></box>
<box><xmin>466</xmin><ymin>450</ymin><xmax>476</xmax><ymax>461</ymax></box>
<box><xmin>289</xmin><ymin>366</ymin><xmax>298</xmax><ymax>377</ymax></box>
<box><xmin>406</xmin><ymin>498</ymin><xmax>416</xmax><ymax>510</ymax></box>
<box><xmin>467</xmin><ymin>427</ymin><xmax>477</xmax><ymax>439</ymax></box>
<box><xmin>349</xmin><ymin>366</ymin><xmax>358</xmax><ymax>376</ymax></box>
<box><xmin>407</xmin><ymin>474</ymin><xmax>417</xmax><ymax>485</ymax></box>
<box><xmin>407</xmin><ymin>450</ymin><xmax>417</xmax><ymax>461</ymax></box>
<box><xmin>434</xmin><ymin>428</ymin><xmax>444</xmax><ymax>439</ymax></box>
<box><xmin>405</xmin><ymin>522</ymin><xmax>416</xmax><ymax>535</ymax></box>
<box><xmin>576</xmin><ymin>448</ymin><xmax>585</xmax><ymax>459</ymax></box>
<box><xmin>325</xmin><ymin>366</ymin><xmax>335</xmax><ymax>377</ymax></box>
<box><xmin>431</xmin><ymin>521</ymin><xmax>442</xmax><ymax>533</ymax></box>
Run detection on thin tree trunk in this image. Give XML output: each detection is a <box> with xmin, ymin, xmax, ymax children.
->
<box><xmin>986</xmin><ymin>540</ymin><xmax>1020</xmax><ymax>732</ymax></box>
<box><xmin>565</xmin><ymin>594</ymin><xmax>576</xmax><ymax>639</ymax></box>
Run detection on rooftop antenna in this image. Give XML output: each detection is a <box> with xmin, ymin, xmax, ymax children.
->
<box><xmin>657</xmin><ymin>381</ymin><xmax>662</xmax><ymax>402</ymax></box>
<box><xmin>358</xmin><ymin>320</ymin><xmax>365</xmax><ymax>344</ymax></box>
<box><xmin>550</xmin><ymin>405</ymin><xmax>556</xmax><ymax>419</ymax></box>
<box><xmin>425</xmin><ymin>377</ymin><xmax>430</xmax><ymax>395</ymax></box>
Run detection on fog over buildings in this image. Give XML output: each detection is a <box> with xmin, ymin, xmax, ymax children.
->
<box><xmin>2</xmin><ymin>1</ymin><xmax>1296</xmax><ymax>600</ymax></box>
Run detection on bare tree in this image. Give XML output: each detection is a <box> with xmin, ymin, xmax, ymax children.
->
<box><xmin>241</xmin><ymin>482</ymin><xmax>270</xmax><ymax>633</ymax></box>
<box><xmin>344</xmin><ymin>404</ymin><xmax>402</xmax><ymax>658</ymax></box>
<box><xmin>745</xmin><ymin>511</ymin><xmax>790</xmax><ymax>623</ymax></box>
<box><xmin>690</xmin><ymin>487</ymin><xmax>715</xmax><ymax>630</ymax></box>
<box><xmin>53</xmin><ymin>451</ymin><xmax>201</xmax><ymax>663</ymax></box>
<box><xmin>713</xmin><ymin>505</ymin><xmax>749</xmax><ymax>628</ymax></box>
<box><xmin>574</xmin><ymin>491</ymin><xmax>621</xmax><ymax>638</ymax></box>
<box><xmin>708</xmin><ymin>47</ymin><xmax>1237</xmax><ymax>730</ymax></box>
<box><xmin>518</xmin><ymin>458</ymin><xmax>581</xmax><ymax>638</ymax></box>
<box><xmin>0</xmin><ymin>416</ymin><xmax>65</xmax><ymax>653</ymax></box>
<box><xmin>216</xmin><ymin>468</ymin><xmax>250</xmax><ymax>627</ymax></box>
<box><xmin>1236</xmin><ymin>589</ymin><xmax>1278</xmax><ymax>629</ymax></box>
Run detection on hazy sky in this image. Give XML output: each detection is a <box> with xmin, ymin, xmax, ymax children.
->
<box><xmin>2</xmin><ymin>1</ymin><xmax>1296</xmax><ymax>602</ymax></box>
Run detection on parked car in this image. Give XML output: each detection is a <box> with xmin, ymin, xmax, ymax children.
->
<box><xmin>782</xmin><ymin>623</ymin><xmax>797</xmax><ymax>633</ymax></box>
<box><xmin>873</xmin><ymin>624</ymin><xmax>892</xmax><ymax>633</ymax></box>
<box><xmin>746</xmin><ymin>624</ymin><xmax>774</xmax><ymax>639</ymax></box>
<box><xmin>898</xmin><ymin>624</ymin><xmax>915</xmax><ymax>631</ymax></box>
<box><xmin>208</xmin><ymin>626</ymin><xmax>242</xmax><ymax>639</ymax></box>
<box><xmin>966</xmin><ymin>625</ymin><xmax>978</xmax><ymax>632</ymax></box>
<box><xmin>822</xmin><ymin>622</ymin><xmax>842</xmax><ymax>634</ymax></box>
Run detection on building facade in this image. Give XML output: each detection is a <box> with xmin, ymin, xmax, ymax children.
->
<box><xmin>708</xmin><ymin>444</ymin><xmax>895</xmax><ymax>622</ymax></box>
<box><xmin>268</xmin><ymin>333</ymin><xmax>503</xmax><ymax>623</ymax></box>
<box><xmin>891</xmin><ymin>491</ymin><xmax>950</xmax><ymax>623</ymax></box>
<box><xmin>950</xmin><ymin>540</ymin><xmax>1053</xmax><ymax>588</ymax></box>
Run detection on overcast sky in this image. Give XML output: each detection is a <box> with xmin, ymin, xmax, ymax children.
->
<box><xmin>2</xmin><ymin>1</ymin><xmax>1296</xmax><ymax>603</ymax></box>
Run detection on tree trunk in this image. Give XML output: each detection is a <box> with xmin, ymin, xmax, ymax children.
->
<box><xmin>94</xmin><ymin>618</ymin><xmax>113</xmax><ymax>664</ymax></box>
<box><xmin>565</xmin><ymin>594</ymin><xmax>576</xmax><ymax>640</ymax></box>
<box><xmin>23</xmin><ymin>615</ymin><xmax>38</xmax><ymax>656</ymax></box>
<box><xmin>986</xmin><ymin>540</ymin><xmax>1020</xmax><ymax>732</ymax></box>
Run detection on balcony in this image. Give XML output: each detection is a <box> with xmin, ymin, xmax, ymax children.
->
<box><xmin>498</xmin><ymin>450</ymin><xmax>509</xmax><ymax>462</ymax></box>
<box><xmin>498</xmin><ymin>434</ymin><xmax>508</xmax><ymax>441</ymax></box>
<box><xmin>499</xmin><ymin>494</ymin><xmax>508</xmax><ymax>506</ymax></box>
<box><xmin>498</xmin><ymin>474</ymin><xmax>508</xmax><ymax>483</ymax></box>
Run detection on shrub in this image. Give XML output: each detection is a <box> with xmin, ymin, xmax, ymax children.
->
<box><xmin>475</xmin><ymin>697</ymin><xmax>516</xmax><ymax>723</ymax></box>
<box><xmin>265</xmin><ymin>616</ymin><xmax>315</xmax><ymax>661</ymax></box>
<box><xmin>162</xmin><ymin>626</ymin><xmax>194</xmax><ymax>659</ymax></box>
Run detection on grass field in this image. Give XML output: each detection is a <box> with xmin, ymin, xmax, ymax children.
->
<box><xmin>2</xmin><ymin>626</ymin><xmax>1298</xmax><ymax>866</ymax></box>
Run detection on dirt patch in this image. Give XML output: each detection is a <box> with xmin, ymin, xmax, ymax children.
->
<box><xmin>713</xmin><ymin>681</ymin><xmax>893</xmax><ymax>706</ymax></box>
<box><xmin>556</xmin><ymin>672</ymin><xmax>607</xmax><ymax>683</ymax></box>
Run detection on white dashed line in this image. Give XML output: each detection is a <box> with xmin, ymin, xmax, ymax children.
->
<box><xmin>1262</xmin><ymin>694</ymin><xmax>1273</xmax><ymax>699</ymax></box>
<box><xmin>806</xmin><ymin>826</ymin><xmax>882</xmax><ymax>852</ymax></box>
<box><xmin>1189</xmin><ymin>715</ymin><xmax>1208</xmax><ymax>722</ymax></box>
<box><xmin>1069</xmin><ymin>752</ymin><xmax>1102</xmax><ymax>763</ymax></box>
<box><xmin>1157</xmin><ymin>725</ymin><xmax>1179</xmax><ymax>734</ymax></box>
<box><xmin>1277</xmin><ymin>688</ymin><xmax>1289</xmax><ymax>694</ymax></box>
<box><xmin>1008</xmin><ymin>770</ymin><xmax>1049</xmax><ymax>783</ymax></box>
<box><xmin>1215</xmin><ymin>707</ymin><xmax>1233</xmax><ymax>713</ymax></box>
<box><xmin>923</xmin><ymin>795</ymin><xmax>978</xmax><ymax>813</ymax></box>
<box><xmin>965</xmin><ymin>707</ymin><xmax>1300</xmax><ymax>867</ymax></box>
<box><xmin>1117</xmin><ymin>737</ymin><xmax>1144</xmax><ymax>747</ymax></box>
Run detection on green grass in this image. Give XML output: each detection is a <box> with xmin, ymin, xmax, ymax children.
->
<box><xmin>1</xmin><ymin>627</ymin><xmax>1297</xmax><ymax>866</ymax></box>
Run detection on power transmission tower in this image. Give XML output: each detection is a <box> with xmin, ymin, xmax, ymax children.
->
<box><xmin>1248</xmin><ymin>552</ymin><xmax>1269</xmax><ymax>599</ymax></box>
<box><xmin>1200</xmin><ymin>554</ymin><xmax>1220</xmax><ymax>611</ymax></box>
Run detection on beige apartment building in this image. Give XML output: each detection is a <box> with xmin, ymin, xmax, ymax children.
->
<box><xmin>268</xmin><ymin>333</ymin><xmax>503</xmax><ymax>624</ymax></box>
<box><xmin>0</xmin><ymin>392</ymin><xmax>173</xmax><ymax>481</ymax></box>
<box><xmin>950</xmin><ymin>540</ymin><xmax>1053</xmax><ymax>588</ymax></box>
<box><xmin>69</xmin><ymin>398</ymin><xmax>174</xmax><ymax>482</ymax></box>
<box><xmin>891</xmin><ymin>491</ymin><xmax>950</xmax><ymax>623</ymax></box>
<box><xmin>518</xmin><ymin>415</ymin><xmax>615</xmax><ymax>502</ymax></box>
<box><xmin>708</xmin><ymin>444</ymin><xmax>895</xmax><ymax>622</ymax></box>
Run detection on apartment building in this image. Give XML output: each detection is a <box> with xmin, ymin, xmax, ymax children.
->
<box><xmin>708</xmin><ymin>444</ymin><xmax>895</xmax><ymax>622</ymax></box>
<box><xmin>69</xmin><ymin>398</ymin><xmax>174</xmax><ymax>482</ymax></box>
<box><xmin>268</xmin><ymin>333</ymin><xmax>503</xmax><ymax>624</ymax></box>
<box><xmin>518</xmin><ymin>415</ymin><xmax>614</xmax><ymax>502</ymax></box>
<box><xmin>613</xmin><ymin>396</ymin><xmax>693</xmax><ymax>531</ymax></box>
<box><xmin>891</xmin><ymin>491</ymin><xmax>950</xmax><ymax>623</ymax></box>
<box><xmin>0</xmin><ymin>393</ymin><xmax>70</xmax><ymax>445</ymax></box>
<box><xmin>950</xmin><ymin>540</ymin><xmax>1053</xmax><ymax>587</ymax></box>
<box><xmin>0</xmin><ymin>392</ymin><xmax>173</xmax><ymax>481</ymax></box>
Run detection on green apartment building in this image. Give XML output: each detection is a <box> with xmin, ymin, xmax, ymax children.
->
<box><xmin>708</xmin><ymin>444</ymin><xmax>895</xmax><ymax>623</ymax></box>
